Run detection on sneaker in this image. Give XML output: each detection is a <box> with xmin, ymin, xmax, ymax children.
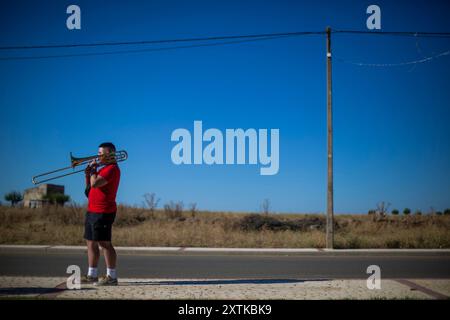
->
<box><xmin>94</xmin><ymin>275</ymin><xmax>118</xmax><ymax>286</ymax></box>
<box><xmin>80</xmin><ymin>275</ymin><xmax>98</xmax><ymax>284</ymax></box>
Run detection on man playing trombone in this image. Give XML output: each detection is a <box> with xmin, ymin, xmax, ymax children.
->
<box><xmin>81</xmin><ymin>142</ymin><xmax>121</xmax><ymax>286</ymax></box>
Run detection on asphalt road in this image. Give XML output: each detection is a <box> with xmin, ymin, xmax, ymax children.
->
<box><xmin>0</xmin><ymin>251</ymin><xmax>449</xmax><ymax>279</ymax></box>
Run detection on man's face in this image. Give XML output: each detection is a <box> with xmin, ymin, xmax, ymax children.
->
<box><xmin>98</xmin><ymin>147</ymin><xmax>111</xmax><ymax>164</ymax></box>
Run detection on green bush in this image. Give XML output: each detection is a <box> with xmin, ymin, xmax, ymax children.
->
<box><xmin>4</xmin><ymin>191</ymin><xmax>23</xmax><ymax>207</ymax></box>
<box><xmin>238</xmin><ymin>214</ymin><xmax>325</xmax><ymax>232</ymax></box>
<box><xmin>403</xmin><ymin>208</ymin><xmax>411</xmax><ymax>215</ymax></box>
<box><xmin>391</xmin><ymin>209</ymin><xmax>399</xmax><ymax>215</ymax></box>
<box><xmin>444</xmin><ymin>209</ymin><xmax>450</xmax><ymax>216</ymax></box>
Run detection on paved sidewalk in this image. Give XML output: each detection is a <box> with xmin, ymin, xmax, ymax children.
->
<box><xmin>0</xmin><ymin>276</ymin><xmax>448</xmax><ymax>300</ymax></box>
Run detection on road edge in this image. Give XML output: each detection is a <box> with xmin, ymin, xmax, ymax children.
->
<box><xmin>1</xmin><ymin>245</ymin><xmax>449</xmax><ymax>256</ymax></box>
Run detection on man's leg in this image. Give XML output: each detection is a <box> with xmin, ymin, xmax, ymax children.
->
<box><xmin>87</xmin><ymin>240</ymin><xmax>100</xmax><ymax>268</ymax></box>
<box><xmin>83</xmin><ymin>212</ymin><xmax>100</xmax><ymax>282</ymax></box>
<box><xmin>99</xmin><ymin>241</ymin><xmax>117</xmax><ymax>280</ymax></box>
<box><xmin>84</xmin><ymin>240</ymin><xmax>100</xmax><ymax>282</ymax></box>
<box><xmin>95</xmin><ymin>213</ymin><xmax>118</xmax><ymax>285</ymax></box>
<box><xmin>99</xmin><ymin>241</ymin><xmax>116</xmax><ymax>268</ymax></box>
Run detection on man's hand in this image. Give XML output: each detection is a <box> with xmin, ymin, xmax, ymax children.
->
<box><xmin>84</xmin><ymin>165</ymin><xmax>92</xmax><ymax>176</ymax></box>
<box><xmin>85</xmin><ymin>160</ymin><xmax>98</xmax><ymax>176</ymax></box>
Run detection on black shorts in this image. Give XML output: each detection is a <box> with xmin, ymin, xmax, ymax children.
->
<box><xmin>84</xmin><ymin>211</ymin><xmax>116</xmax><ymax>242</ymax></box>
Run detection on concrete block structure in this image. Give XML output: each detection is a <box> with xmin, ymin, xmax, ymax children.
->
<box><xmin>23</xmin><ymin>184</ymin><xmax>65</xmax><ymax>208</ymax></box>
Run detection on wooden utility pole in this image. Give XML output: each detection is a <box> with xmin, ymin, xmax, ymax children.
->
<box><xmin>326</xmin><ymin>27</ymin><xmax>334</xmax><ymax>249</ymax></box>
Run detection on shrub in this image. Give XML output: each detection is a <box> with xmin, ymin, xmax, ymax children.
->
<box><xmin>403</xmin><ymin>208</ymin><xmax>411</xmax><ymax>215</ymax></box>
<box><xmin>114</xmin><ymin>207</ymin><xmax>147</xmax><ymax>226</ymax></box>
<box><xmin>189</xmin><ymin>203</ymin><xmax>197</xmax><ymax>218</ymax></box>
<box><xmin>391</xmin><ymin>209</ymin><xmax>399</xmax><ymax>215</ymax></box>
<box><xmin>237</xmin><ymin>214</ymin><xmax>325</xmax><ymax>232</ymax></box>
<box><xmin>164</xmin><ymin>201</ymin><xmax>184</xmax><ymax>219</ymax></box>
<box><xmin>444</xmin><ymin>209</ymin><xmax>450</xmax><ymax>216</ymax></box>
<box><xmin>239</xmin><ymin>214</ymin><xmax>283</xmax><ymax>231</ymax></box>
<box><xmin>386</xmin><ymin>239</ymin><xmax>401</xmax><ymax>248</ymax></box>
<box><xmin>345</xmin><ymin>236</ymin><xmax>362</xmax><ymax>249</ymax></box>
<box><xmin>143</xmin><ymin>193</ymin><xmax>159</xmax><ymax>215</ymax></box>
<box><xmin>4</xmin><ymin>191</ymin><xmax>23</xmax><ymax>207</ymax></box>
<box><xmin>414</xmin><ymin>210</ymin><xmax>422</xmax><ymax>216</ymax></box>
<box><xmin>376</xmin><ymin>201</ymin><xmax>390</xmax><ymax>216</ymax></box>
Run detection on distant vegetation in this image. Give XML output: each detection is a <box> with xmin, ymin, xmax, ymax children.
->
<box><xmin>4</xmin><ymin>191</ymin><xmax>23</xmax><ymax>207</ymax></box>
<box><xmin>0</xmin><ymin>203</ymin><xmax>449</xmax><ymax>249</ymax></box>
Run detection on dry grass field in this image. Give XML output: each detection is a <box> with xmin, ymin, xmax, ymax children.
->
<box><xmin>0</xmin><ymin>205</ymin><xmax>449</xmax><ymax>248</ymax></box>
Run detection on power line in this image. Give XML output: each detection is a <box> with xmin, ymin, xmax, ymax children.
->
<box><xmin>334</xmin><ymin>30</ymin><xmax>450</xmax><ymax>67</ymax></box>
<box><xmin>0</xmin><ymin>34</ymin><xmax>296</xmax><ymax>61</ymax></box>
<box><xmin>1</xmin><ymin>30</ymin><xmax>449</xmax><ymax>51</ymax></box>
<box><xmin>1</xmin><ymin>29</ymin><xmax>449</xmax><ymax>61</ymax></box>
<box><xmin>0</xmin><ymin>31</ymin><xmax>323</xmax><ymax>51</ymax></box>
<box><xmin>335</xmin><ymin>49</ymin><xmax>450</xmax><ymax>67</ymax></box>
<box><xmin>333</xmin><ymin>30</ymin><xmax>450</xmax><ymax>38</ymax></box>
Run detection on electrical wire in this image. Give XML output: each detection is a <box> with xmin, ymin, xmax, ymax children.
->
<box><xmin>1</xmin><ymin>29</ymin><xmax>450</xmax><ymax>62</ymax></box>
<box><xmin>0</xmin><ymin>34</ymin><xmax>297</xmax><ymax>61</ymax></box>
<box><xmin>335</xmin><ymin>49</ymin><xmax>450</xmax><ymax>67</ymax></box>
<box><xmin>0</xmin><ymin>31</ymin><xmax>324</xmax><ymax>51</ymax></box>
<box><xmin>333</xmin><ymin>30</ymin><xmax>450</xmax><ymax>38</ymax></box>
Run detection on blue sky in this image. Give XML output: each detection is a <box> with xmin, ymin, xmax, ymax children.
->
<box><xmin>0</xmin><ymin>0</ymin><xmax>449</xmax><ymax>213</ymax></box>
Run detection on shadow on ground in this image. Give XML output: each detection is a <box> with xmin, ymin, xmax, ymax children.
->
<box><xmin>122</xmin><ymin>278</ymin><xmax>331</xmax><ymax>286</ymax></box>
<box><xmin>0</xmin><ymin>287</ymin><xmax>94</xmax><ymax>296</ymax></box>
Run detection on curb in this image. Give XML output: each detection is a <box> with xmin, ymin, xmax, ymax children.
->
<box><xmin>0</xmin><ymin>245</ymin><xmax>449</xmax><ymax>256</ymax></box>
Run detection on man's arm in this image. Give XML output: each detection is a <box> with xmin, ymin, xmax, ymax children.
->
<box><xmin>87</xmin><ymin>160</ymin><xmax>108</xmax><ymax>188</ymax></box>
<box><xmin>84</xmin><ymin>164</ymin><xmax>93</xmax><ymax>197</ymax></box>
<box><xmin>90</xmin><ymin>172</ymin><xmax>108</xmax><ymax>188</ymax></box>
<box><xmin>84</xmin><ymin>172</ymin><xmax>91</xmax><ymax>198</ymax></box>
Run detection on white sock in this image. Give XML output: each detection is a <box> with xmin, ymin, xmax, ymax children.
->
<box><xmin>88</xmin><ymin>267</ymin><xmax>98</xmax><ymax>278</ymax></box>
<box><xmin>107</xmin><ymin>268</ymin><xmax>117</xmax><ymax>279</ymax></box>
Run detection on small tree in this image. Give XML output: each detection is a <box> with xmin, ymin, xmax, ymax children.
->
<box><xmin>403</xmin><ymin>208</ymin><xmax>411</xmax><ymax>215</ymax></box>
<box><xmin>189</xmin><ymin>202</ymin><xmax>197</xmax><ymax>218</ymax></box>
<box><xmin>391</xmin><ymin>209</ymin><xmax>399</xmax><ymax>215</ymax></box>
<box><xmin>4</xmin><ymin>191</ymin><xmax>23</xmax><ymax>207</ymax></box>
<box><xmin>444</xmin><ymin>209</ymin><xmax>450</xmax><ymax>216</ymax></box>
<box><xmin>376</xmin><ymin>201</ymin><xmax>390</xmax><ymax>217</ymax></box>
<box><xmin>436</xmin><ymin>211</ymin><xmax>443</xmax><ymax>216</ymax></box>
<box><xmin>164</xmin><ymin>201</ymin><xmax>184</xmax><ymax>219</ymax></box>
<box><xmin>143</xmin><ymin>193</ymin><xmax>160</xmax><ymax>215</ymax></box>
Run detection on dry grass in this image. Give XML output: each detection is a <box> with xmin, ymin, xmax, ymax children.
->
<box><xmin>0</xmin><ymin>205</ymin><xmax>449</xmax><ymax>248</ymax></box>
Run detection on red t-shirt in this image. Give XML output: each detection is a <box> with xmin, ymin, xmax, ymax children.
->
<box><xmin>88</xmin><ymin>164</ymin><xmax>120</xmax><ymax>213</ymax></box>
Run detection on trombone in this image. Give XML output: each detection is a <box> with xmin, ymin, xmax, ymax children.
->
<box><xmin>32</xmin><ymin>150</ymin><xmax>128</xmax><ymax>185</ymax></box>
